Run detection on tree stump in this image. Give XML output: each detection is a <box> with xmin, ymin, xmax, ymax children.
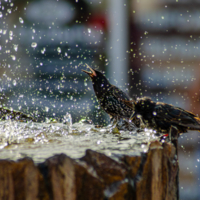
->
<box><xmin>0</xmin><ymin>140</ymin><xmax>178</xmax><ymax>200</ymax></box>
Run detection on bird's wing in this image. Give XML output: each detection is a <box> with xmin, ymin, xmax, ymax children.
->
<box><xmin>110</xmin><ymin>85</ymin><xmax>134</xmax><ymax>109</ymax></box>
<box><xmin>155</xmin><ymin>102</ymin><xmax>200</xmax><ymax>129</ymax></box>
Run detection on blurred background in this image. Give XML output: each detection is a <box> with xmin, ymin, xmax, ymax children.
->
<box><xmin>1</xmin><ymin>0</ymin><xmax>200</xmax><ymax>199</ymax></box>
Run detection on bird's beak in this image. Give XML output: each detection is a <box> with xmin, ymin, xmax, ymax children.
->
<box><xmin>82</xmin><ymin>64</ymin><xmax>97</xmax><ymax>78</ymax></box>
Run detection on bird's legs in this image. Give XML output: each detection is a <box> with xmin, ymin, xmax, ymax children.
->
<box><xmin>169</xmin><ymin>125</ymin><xmax>179</xmax><ymax>156</ymax></box>
<box><xmin>169</xmin><ymin>125</ymin><xmax>180</xmax><ymax>199</ymax></box>
<box><xmin>110</xmin><ymin>116</ymin><xmax>118</xmax><ymax>125</ymax></box>
<box><xmin>160</xmin><ymin>126</ymin><xmax>179</xmax><ymax>152</ymax></box>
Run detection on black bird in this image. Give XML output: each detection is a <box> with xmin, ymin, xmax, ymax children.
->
<box><xmin>131</xmin><ymin>97</ymin><xmax>200</xmax><ymax>136</ymax></box>
<box><xmin>82</xmin><ymin>64</ymin><xmax>135</xmax><ymax>121</ymax></box>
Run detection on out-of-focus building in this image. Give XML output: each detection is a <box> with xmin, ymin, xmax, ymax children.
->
<box><xmin>130</xmin><ymin>0</ymin><xmax>200</xmax><ymax>111</ymax></box>
<box><xmin>0</xmin><ymin>0</ymin><xmax>107</xmax><ymax>123</ymax></box>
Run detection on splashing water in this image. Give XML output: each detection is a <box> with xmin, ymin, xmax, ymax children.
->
<box><xmin>0</xmin><ymin>115</ymin><xmax>157</xmax><ymax>163</ymax></box>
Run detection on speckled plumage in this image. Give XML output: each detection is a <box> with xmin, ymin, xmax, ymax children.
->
<box><xmin>98</xmin><ymin>84</ymin><xmax>134</xmax><ymax>118</ymax></box>
<box><xmin>132</xmin><ymin>97</ymin><xmax>200</xmax><ymax>134</ymax></box>
<box><xmin>82</xmin><ymin>65</ymin><xmax>134</xmax><ymax>120</ymax></box>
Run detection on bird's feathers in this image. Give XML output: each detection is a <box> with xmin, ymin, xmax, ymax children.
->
<box><xmin>133</xmin><ymin>97</ymin><xmax>200</xmax><ymax>133</ymax></box>
<box><xmin>99</xmin><ymin>85</ymin><xmax>133</xmax><ymax>117</ymax></box>
<box><xmin>154</xmin><ymin>102</ymin><xmax>200</xmax><ymax>130</ymax></box>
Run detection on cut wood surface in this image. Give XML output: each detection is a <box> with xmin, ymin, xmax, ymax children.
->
<box><xmin>0</xmin><ymin>140</ymin><xmax>178</xmax><ymax>200</ymax></box>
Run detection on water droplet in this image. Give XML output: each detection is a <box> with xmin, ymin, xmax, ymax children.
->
<box><xmin>9</xmin><ymin>31</ymin><xmax>13</xmax><ymax>36</ymax></box>
<box><xmin>31</xmin><ymin>42</ymin><xmax>37</xmax><ymax>48</ymax></box>
<box><xmin>45</xmin><ymin>107</ymin><xmax>49</xmax><ymax>112</ymax></box>
<box><xmin>65</xmin><ymin>52</ymin><xmax>68</xmax><ymax>57</ymax></box>
<box><xmin>7</xmin><ymin>9</ymin><xmax>12</xmax><ymax>14</ymax></box>
<box><xmin>0</xmin><ymin>12</ymin><xmax>2</xmax><ymax>18</ymax></box>
<box><xmin>97</xmin><ymin>140</ymin><xmax>101</xmax><ymax>145</ymax></box>
<box><xmin>11</xmin><ymin>55</ymin><xmax>16</xmax><ymax>60</ymax></box>
<box><xmin>88</xmin><ymin>28</ymin><xmax>91</xmax><ymax>34</ymax></box>
<box><xmin>153</xmin><ymin>111</ymin><xmax>157</xmax><ymax>116</ymax></box>
<box><xmin>13</xmin><ymin>44</ymin><xmax>18</xmax><ymax>51</ymax></box>
<box><xmin>57</xmin><ymin>47</ymin><xmax>61</xmax><ymax>53</ymax></box>
<box><xmin>13</xmin><ymin>80</ymin><xmax>17</xmax><ymax>86</ymax></box>
<box><xmin>19</xmin><ymin>17</ymin><xmax>24</xmax><ymax>24</ymax></box>
<box><xmin>41</xmin><ymin>47</ymin><xmax>46</xmax><ymax>54</ymax></box>
<box><xmin>32</xmin><ymin>29</ymin><xmax>35</xmax><ymax>33</ymax></box>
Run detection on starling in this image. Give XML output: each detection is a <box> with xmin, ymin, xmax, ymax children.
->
<box><xmin>82</xmin><ymin>64</ymin><xmax>134</xmax><ymax>121</ymax></box>
<box><xmin>131</xmin><ymin>97</ymin><xmax>200</xmax><ymax>136</ymax></box>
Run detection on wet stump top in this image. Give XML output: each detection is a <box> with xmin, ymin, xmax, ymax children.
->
<box><xmin>0</xmin><ymin>120</ymin><xmax>178</xmax><ymax>200</ymax></box>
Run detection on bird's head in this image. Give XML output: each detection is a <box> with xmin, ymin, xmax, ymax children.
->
<box><xmin>82</xmin><ymin>64</ymin><xmax>111</xmax><ymax>97</ymax></box>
